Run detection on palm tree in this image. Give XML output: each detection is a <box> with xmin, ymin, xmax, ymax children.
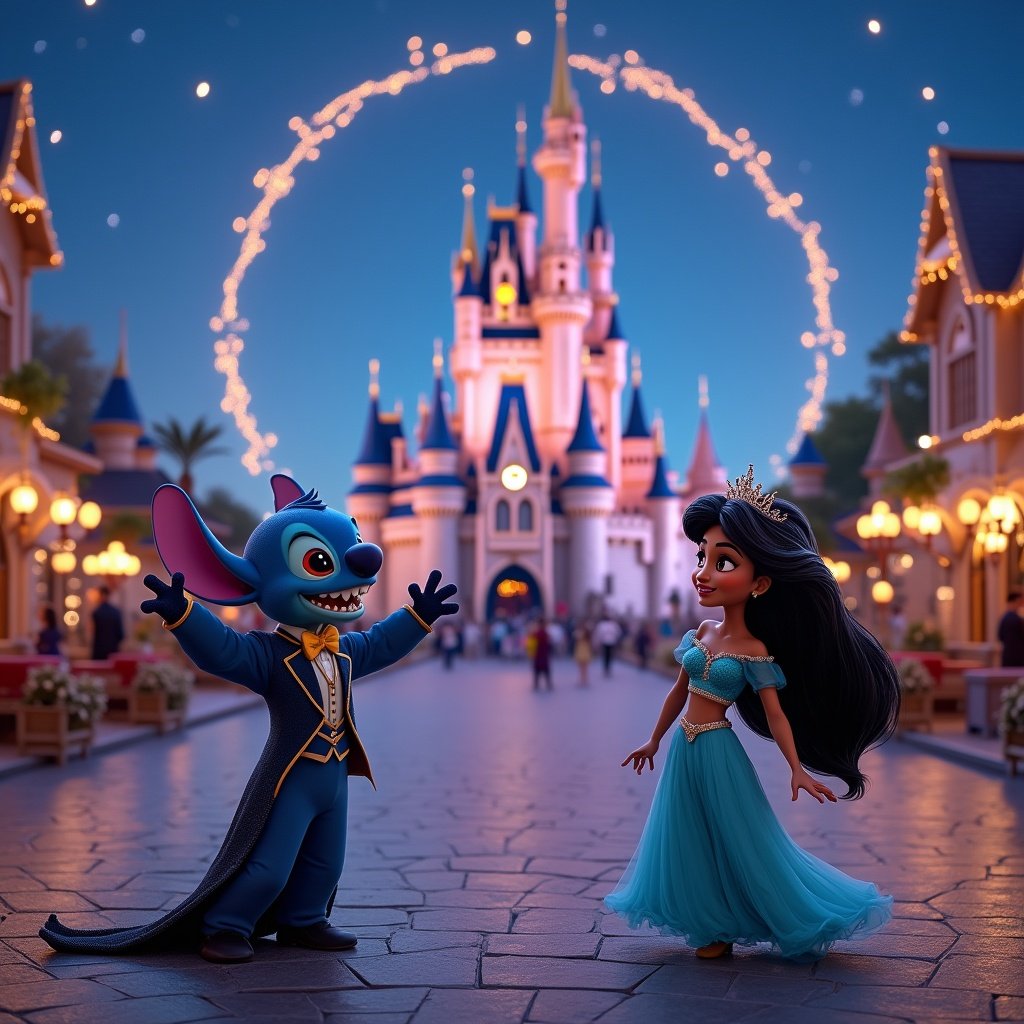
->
<box><xmin>152</xmin><ymin>416</ymin><xmax>229</xmax><ymax>493</ymax></box>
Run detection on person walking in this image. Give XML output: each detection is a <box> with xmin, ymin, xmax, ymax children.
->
<box><xmin>36</xmin><ymin>606</ymin><xmax>62</xmax><ymax>656</ymax></box>
<box><xmin>998</xmin><ymin>591</ymin><xmax>1024</xmax><ymax>667</ymax></box>
<box><xmin>573</xmin><ymin>622</ymin><xmax>593</xmax><ymax>686</ymax></box>
<box><xmin>594</xmin><ymin>615</ymin><xmax>621</xmax><ymax>678</ymax></box>
<box><xmin>634</xmin><ymin>622</ymin><xmax>653</xmax><ymax>672</ymax></box>
<box><xmin>439</xmin><ymin>622</ymin><xmax>460</xmax><ymax>670</ymax></box>
<box><xmin>530</xmin><ymin>618</ymin><xmax>553</xmax><ymax>691</ymax></box>
<box><xmin>91</xmin><ymin>585</ymin><xmax>125</xmax><ymax>661</ymax></box>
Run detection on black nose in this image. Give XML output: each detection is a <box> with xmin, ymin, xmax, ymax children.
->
<box><xmin>344</xmin><ymin>543</ymin><xmax>383</xmax><ymax>579</ymax></box>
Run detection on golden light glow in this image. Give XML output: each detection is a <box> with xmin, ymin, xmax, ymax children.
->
<box><xmin>501</xmin><ymin>464</ymin><xmax>528</xmax><ymax>491</ymax></box>
<box><xmin>867</xmin><ymin>19</ymin><xmax>881</xmax><ymax>34</ymax></box>
<box><xmin>51</xmin><ymin>550</ymin><xmax>77</xmax><ymax>574</ymax></box>
<box><xmin>494</xmin><ymin>281</ymin><xmax>517</xmax><ymax>307</ymax></box>
<box><xmin>516</xmin><ymin>30</ymin><xmax>532</xmax><ymax>45</ymax></box>
<box><xmin>956</xmin><ymin>497</ymin><xmax>981</xmax><ymax>526</ymax></box>
<box><xmin>49</xmin><ymin>495</ymin><xmax>78</xmax><ymax>527</ymax></box>
<box><xmin>82</xmin><ymin>540</ymin><xmax>141</xmax><ymax>577</ymax></box>
<box><xmin>714</xmin><ymin>162</ymin><xmax>728</xmax><ymax>177</ymax></box>
<box><xmin>213</xmin><ymin>46</ymin><xmax>496</xmax><ymax>475</ymax></box>
<box><xmin>196</xmin><ymin>81</ymin><xmax>211</xmax><ymax>99</ymax></box>
<box><xmin>77</xmin><ymin>500</ymin><xmax>102</xmax><ymax>530</ymax></box>
<box><xmin>497</xmin><ymin>578</ymin><xmax>529</xmax><ymax>598</ymax></box>
<box><xmin>918</xmin><ymin>508</ymin><xmax>942</xmax><ymax>537</ymax></box>
<box><xmin>823</xmin><ymin>557</ymin><xmax>851</xmax><ymax>584</ymax></box>
<box><xmin>922</xmin><ymin>86</ymin><xmax>935</xmax><ymax>101</ymax></box>
<box><xmin>871</xmin><ymin>579</ymin><xmax>894</xmax><ymax>604</ymax></box>
<box><xmin>936</xmin><ymin>585</ymin><xmax>955</xmax><ymax>602</ymax></box>
<box><xmin>9</xmin><ymin>482</ymin><xmax>39</xmax><ymax>516</ymax></box>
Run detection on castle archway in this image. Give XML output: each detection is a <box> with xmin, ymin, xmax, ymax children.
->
<box><xmin>485</xmin><ymin>563</ymin><xmax>542</xmax><ymax>622</ymax></box>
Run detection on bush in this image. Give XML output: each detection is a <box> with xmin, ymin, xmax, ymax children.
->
<box><xmin>903</xmin><ymin>621</ymin><xmax>944</xmax><ymax>652</ymax></box>
<box><xmin>898</xmin><ymin>659</ymin><xmax>934</xmax><ymax>694</ymax></box>
<box><xmin>23</xmin><ymin>666</ymin><xmax>107</xmax><ymax>728</ymax></box>
<box><xmin>132</xmin><ymin>662</ymin><xmax>195</xmax><ymax>710</ymax></box>
<box><xmin>999</xmin><ymin>678</ymin><xmax>1024</xmax><ymax>738</ymax></box>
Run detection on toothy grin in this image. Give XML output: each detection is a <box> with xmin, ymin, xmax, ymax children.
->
<box><xmin>306</xmin><ymin>585</ymin><xmax>370</xmax><ymax>613</ymax></box>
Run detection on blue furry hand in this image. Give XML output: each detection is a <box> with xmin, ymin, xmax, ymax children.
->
<box><xmin>141</xmin><ymin>572</ymin><xmax>189</xmax><ymax>623</ymax></box>
<box><xmin>407</xmin><ymin>569</ymin><xmax>459</xmax><ymax>626</ymax></box>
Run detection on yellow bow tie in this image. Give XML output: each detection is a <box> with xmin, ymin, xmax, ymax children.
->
<box><xmin>301</xmin><ymin>625</ymin><xmax>340</xmax><ymax>661</ymax></box>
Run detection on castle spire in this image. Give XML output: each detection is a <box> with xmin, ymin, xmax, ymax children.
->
<box><xmin>515</xmin><ymin>105</ymin><xmax>532</xmax><ymax>214</ymax></box>
<box><xmin>589</xmin><ymin>137</ymin><xmax>604</xmax><ymax>232</ymax></box>
<box><xmin>459</xmin><ymin>168</ymin><xmax>479</xmax><ymax>278</ymax></box>
<box><xmin>647</xmin><ymin>417</ymin><xmax>675</xmax><ymax>499</ymax></box>
<box><xmin>623</xmin><ymin>352</ymin><xmax>650</xmax><ymax>438</ymax></box>
<box><xmin>422</xmin><ymin>343</ymin><xmax>456</xmax><ymax>451</ymax></box>
<box><xmin>115</xmin><ymin>308</ymin><xmax>129</xmax><ymax>377</ymax></box>
<box><xmin>548</xmin><ymin>0</ymin><xmax>574</xmax><ymax>119</ymax></box>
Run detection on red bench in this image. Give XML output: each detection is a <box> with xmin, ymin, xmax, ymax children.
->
<box><xmin>0</xmin><ymin>655</ymin><xmax>65</xmax><ymax>701</ymax></box>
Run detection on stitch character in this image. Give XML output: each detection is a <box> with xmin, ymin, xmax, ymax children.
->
<box><xmin>41</xmin><ymin>475</ymin><xmax>458</xmax><ymax>962</ymax></box>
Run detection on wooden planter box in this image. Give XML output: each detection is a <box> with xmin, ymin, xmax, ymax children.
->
<box><xmin>129</xmin><ymin>689</ymin><xmax>187</xmax><ymax>734</ymax></box>
<box><xmin>16</xmin><ymin>705</ymin><xmax>94</xmax><ymax>764</ymax></box>
<box><xmin>1004</xmin><ymin>729</ymin><xmax>1024</xmax><ymax>777</ymax></box>
<box><xmin>898</xmin><ymin>690</ymin><xmax>934</xmax><ymax>733</ymax></box>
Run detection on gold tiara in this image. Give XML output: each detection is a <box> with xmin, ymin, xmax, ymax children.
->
<box><xmin>726</xmin><ymin>464</ymin><xmax>788</xmax><ymax>522</ymax></box>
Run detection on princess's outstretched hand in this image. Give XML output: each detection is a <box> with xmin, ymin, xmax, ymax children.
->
<box><xmin>141</xmin><ymin>572</ymin><xmax>189</xmax><ymax>623</ymax></box>
<box><xmin>622</xmin><ymin>739</ymin><xmax>659</xmax><ymax>775</ymax></box>
<box><xmin>791</xmin><ymin>768</ymin><xmax>837</xmax><ymax>803</ymax></box>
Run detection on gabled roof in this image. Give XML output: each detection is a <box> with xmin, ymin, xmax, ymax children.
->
<box><xmin>567</xmin><ymin>378</ymin><xmax>603</xmax><ymax>453</ymax></box>
<box><xmin>0</xmin><ymin>79</ymin><xmax>61</xmax><ymax>269</ymax></box>
<box><xmin>905</xmin><ymin>147</ymin><xmax>1024</xmax><ymax>338</ymax></box>
<box><xmin>486</xmin><ymin>381</ymin><xmax>541</xmax><ymax>472</ymax></box>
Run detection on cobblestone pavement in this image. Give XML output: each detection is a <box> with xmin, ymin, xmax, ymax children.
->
<box><xmin>1</xmin><ymin>654</ymin><xmax>1022</xmax><ymax>1024</ymax></box>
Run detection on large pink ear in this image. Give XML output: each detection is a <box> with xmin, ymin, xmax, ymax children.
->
<box><xmin>271</xmin><ymin>474</ymin><xmax>304</xmax><ymax>511</ymax></box>
<box><xmin>151</xmin><ymin>485</ymin><xmax>259</xmax><ymax>605</ymax></box>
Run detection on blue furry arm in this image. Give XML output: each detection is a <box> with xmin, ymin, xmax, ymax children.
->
<box><xmin>342</xmin><ymin>607</ymin><xmax>431</xmax><ymax>680</ymax></box>
<box><xmin>165</xmin><ymin>600</ymin><xmax>272</xmax><ymax>695</ymax></box>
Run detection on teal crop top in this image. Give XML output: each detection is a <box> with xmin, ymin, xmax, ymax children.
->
<box><xmin>673</xmin><ymin>629</ymin><xmax>787</xmax><ymax>706</ymax></box>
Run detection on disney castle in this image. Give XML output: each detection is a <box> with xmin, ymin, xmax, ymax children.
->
<box><xmin>348</xmin><ymin>11</ymin><xmax>729</xmax><ymax>625</ymax></box>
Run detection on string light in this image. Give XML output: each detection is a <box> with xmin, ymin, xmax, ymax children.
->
<box><xmin>0</xmin><ymin>394</ymin><xmax>60</xmax><ymax>440</ymax></box>
<box><xmin>212</xmin><ymin>46</ymin><xmax>496</xmax><ymax>474</ymax></box>
<box><xmin>516</xmin><ymin>30</ymin><xmax>532</xmax><ymax>45</ymax></box>
<box><xmin>571</xmin><ymin>52</ymin><xmax>846</xmax><ymax>453</ymax></box>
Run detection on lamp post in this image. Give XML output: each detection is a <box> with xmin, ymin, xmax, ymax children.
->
<box><xmin>856</xmin><ymin>500</ymin><xmax>902</xmax><ymax>648</ymax></box>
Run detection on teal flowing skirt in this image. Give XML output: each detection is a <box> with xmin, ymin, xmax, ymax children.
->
<box><xmin>605</xmin><ymin>725</ymin><xmax>892</xmax><ymax>960</ymax></box>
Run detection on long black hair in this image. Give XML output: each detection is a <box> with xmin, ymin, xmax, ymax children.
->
<box><xmin>683</xmin><ymin>493</ymin><xmax>900</xmax><ymax>799</ymax></box>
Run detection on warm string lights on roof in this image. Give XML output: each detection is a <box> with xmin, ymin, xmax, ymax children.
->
<box><xmin>210</xmin><ymin>46</ymin><xmax>496</xmax><ymax>475</ymax></box>
<box><xmin>569</xmin><ymin>51</ymin><xmax>843</xmax><ymax>454</ymax></box>
<box><xmin>902</xmin><ymin>150</ymin><xmax>1024</xmax><ymax>345</ymax></box>
<box><xmin>0</xmin><ymin>394</ymin><xmax>61</xmax><ymax>440</ymax></box>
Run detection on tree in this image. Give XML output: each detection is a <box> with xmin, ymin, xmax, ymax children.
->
<box><xmin>0</xmin><ymin>360</ymin><xmax>67</xmax><ymax>456</ymax></box>
<box><xmin>813</xmin><ymin>331</ymin><xmax>931</xmax><ymax>509</ymax></box>
<box><xmin>151</xmin><ymin>416</ymin><xmax>229</xmax><ymax>493</ymax></box>
<box><xmin>31</xmin><ymin>316</ymin><xmax>105</xmax><ymax>449</ymax></box>
<box><xmin>200</xmin><ymin>487</ymin><xmax>261</xmax><ymax>554</ymax></box>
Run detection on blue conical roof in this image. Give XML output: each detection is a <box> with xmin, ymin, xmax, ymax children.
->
<box><xmin>590</xmin><ymin>188</ymin><xmax>605</xmax><ymax>232</ymax></box>
<box><xmin>789</xmin><ymin>432</ymin><xmax>827</xmax><ymax>466</ymax></box>
<box><xmin>567</xmin><ymin>379</ymin><xmax>603</xmax><ymax>453</ymax></box>
<box><xmin>516</xmin><ymin>164</ymin><xmax>532</xmax><ymax>215</ymax></box>
<box><xmin>623</xmin><ymin>385</ymin><xmax>650</xmax><ymax>439</ymax></box>
<box><xmin>606</xmin><ymin>306</ymin><xmax>625</xmax><ymax>340</ymax></box>
<box><xmin>646</xmin><ymin>452</ymin><xmax>675</xmax><ymax>499</ymax></box>
<box><xmin>421</xmin><ymin>376</ymin><xmax>456</xmax><ymax>451</ymax></box>
<box><xmin>458</xmin><ymin>260</ymin><xmax>480</xmax><ymax>298</ymax></box>
<box><xmin>93</xmin><ymin>374</ymin><xmax>143</xmax><ymax>426</ymax></box>
<box><xmin>355</xmin><ymin>396</ymin><xmax>391</xmax><ymax>465</ymax></box>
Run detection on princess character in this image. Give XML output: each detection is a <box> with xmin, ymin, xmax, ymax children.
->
<box><xmin>605</xmin><ymin>466</ymin><xmax>899</xmax><ymax>961</ymax></box>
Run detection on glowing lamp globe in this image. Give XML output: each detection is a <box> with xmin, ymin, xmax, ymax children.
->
<box><xmin>918</xmin><ymin>508</ymin><xmax>942</xmax><ymax>537</ymax></box>
<box><xmin>501</xmin><ymin>463</ymin><xmax>528</xmax><ymax>491</ymax></box>
<box><xmin>832</xmin><ymin>560</ymin><xmax>851</xmax><ymax>584</ymax></box>
<box><xmin>77</xmin><ymin>501</ymin><xmax>102</xmax><ymax>530</ymax></box>
<box><xmin>81</xmin><ymin>554</ymin><xmax>99</xmax><ymax>576</ymax></box>
<box><xmin>494</xmin><ymin>281</ymin><xmax>518</xmax><ymax>307</ymax></box>
<box><xmin>51</xmin><ymin>550</ymin><xmax>77</xmax><ymax>575</ymax></box>
<box><xmin>902</xmin><ymin>505</ymin><xmax>921</xmax><ymax>530</ymax></box>
<box><xmin>50</xmin><ymin>495</ymin><xmax>78</xmax><ymax>527</ymax></box>
<box><xmin>871</xmin><ymin>580</ymin><xmax>895</xmax><ymax>605</ymax></box>
<box><xmin>956</xmin><ymin>497</ymin><xmax>981</xmax><ymax>526</ymax></box>
<box><xmin>9</xmin><ymin>483</ymin><xmax>39</xmax><ymax>516</ymax></box>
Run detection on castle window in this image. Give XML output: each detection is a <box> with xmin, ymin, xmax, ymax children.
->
<box><xmin>946</xmin><ymin>318</ymin><xmax>976</xmax><ymax>429</ymax></box>
<box><xmin>496</xmin><ymin>499</ymin><xmax>510</xmax><ymax>531</ymax></box>
<box><xmin>518</xmin><ymin>499</ymin><xmax>533</xmax><ymax>531</ymax></box>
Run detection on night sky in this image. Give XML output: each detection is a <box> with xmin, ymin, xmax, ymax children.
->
<box><xmin>3</xmin><ymin>0</ymin><xmax>1023</xmax><ymax>515</ymax></box>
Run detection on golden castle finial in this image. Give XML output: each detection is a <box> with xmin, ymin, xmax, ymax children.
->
<box><xmin>631</xmin><ymin>352</ymin><xmax>641</xmax><ymax>388</ymax></box>
<box><xmin>549</xmin><ymin>0</ymin><xmax>573</xmax><ymax>118</ymax></box>
<box><xmin>591</xmin><ymin>137</ymin><xmax>602</xmax><ymax>189</ymax></box>
<box><xmin>115</xmin><ymin>308</ymin><xmax>129</xmax><ymax>377</ymax></box>
<box><xmin>698</xmin><ymin>374</ymin><xmax>709</xmax><ymax>410</ymax></box>
<box><xmin>460</xmin><ymin>167</ymin><xmax>478</xmax><ymax>273</ymax></box>
<box><xmin>432</xmin><ymin>338</ymin><xmax>444</xmax><ymax>378</ymax></box>
<box><xmin>368</xmin><ymin>358</ymin><xmax>380</xmax><ymax>399</ymax></box>
<box><xmin>653</xmin><ymin>412</ymin><xmax>665</xmax><ymax>456</ymax></box>
<box><xmin>726</xmin><ymin>464</ymin><xmax>788</xmax><ymax>522</ymax></box>
<box><xmin>516</xmin><ymin>104</ymin><xmax>527</xmax><ymax>167</ymax></box>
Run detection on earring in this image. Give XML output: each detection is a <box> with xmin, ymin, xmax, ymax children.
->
<box><xmin>751</xmin><ymin>592</ymin><xmax>759</xmax><ymax>599</ymax></box>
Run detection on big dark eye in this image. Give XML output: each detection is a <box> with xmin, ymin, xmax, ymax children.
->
<box><xmin>715</xmin><ymin>556</ymin><xmax>738</xmax><ymax>572</ymax></box>
<box><xmin>287</xmin><ymin>535</ymin><xmax>336</xmax><ymax>579</ymax></box>
<box><xmin>303</xmin><ymin>549</ymin><xmax>334</xmax><ymax>577</ymax></box>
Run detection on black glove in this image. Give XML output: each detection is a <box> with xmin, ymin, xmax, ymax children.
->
<box><xmin>141</xmin><ymin>572</ymin><xmax>189</xmax><ymax>623</ymax></box>
<box><xmin>408</xmin><ymin>569</ymin><xmax>459</xmax><ymax>626</ymax></box>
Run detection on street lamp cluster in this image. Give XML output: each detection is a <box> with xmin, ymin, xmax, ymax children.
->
<box><xmin>855</xmin><ymin>500</ymin><xmax>902</xmax><ymax>605</ymax></box>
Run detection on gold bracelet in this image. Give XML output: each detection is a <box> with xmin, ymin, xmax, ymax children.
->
<box><xmin>403</xmin><ymin>604</ymin><xmax>432</xmax><ymax>633</ymax></box>
<box><xmin>162</xmin><ymin>596</ymin><xmax>194</xmax><ymax>631</ymax></box>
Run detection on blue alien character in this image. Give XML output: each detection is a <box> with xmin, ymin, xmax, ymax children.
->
<box><xmin>41</xmin><ymin>474</ymin><xmax>458</xmax><ymax>963</ymax></box>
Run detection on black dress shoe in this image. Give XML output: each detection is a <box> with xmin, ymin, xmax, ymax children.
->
<box><xmin>200</xmin><ymin>930</ymin><xmax>254</xmax><ymax>963</ymax></box>
<box><xmin>276</xmin><ymin>921</ymin><xmax>358</xmax><ymax>950</ymax></box>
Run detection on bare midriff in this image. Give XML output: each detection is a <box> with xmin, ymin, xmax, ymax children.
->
<box><xmin>684</xmin><ymin>690</ymin><xmax>731</xmax><ymax>726</ymax></box>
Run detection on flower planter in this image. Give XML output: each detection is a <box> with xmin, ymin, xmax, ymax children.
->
<box><xmin>16</xmin><ymin>705</ymin><xmax>94</xmax><ymax>764</ymax></box>
<box><xmin>129</xmin><ymin>689</ymin><xmax>187</xmax><ymax>734</ymax></box>
<box><xmin>1004</xmin><ymin>729</ymin><xmax>1024</xmax><ymax>777</ymax></box>
<box><xmin>897</xmin><ymin>690</ymin><xmax>934</xmax><ymax>733</ymax></box>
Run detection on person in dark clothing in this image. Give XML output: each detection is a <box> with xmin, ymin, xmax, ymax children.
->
<box><xmin>91</xmin><ymin>585</ymin><xmax>125</xmax><ymax>660</ymax></box>
<box><xmin>530</xmin><ymin>618</ymin><xmax>553</xmax><ymax>691</ymax></box>
<box><xmin>36</xmin><ymin>607</ymin><xmax>62</xmax><ymax>656</ymax></box>
<box><xmin>998</xmin><ymin>591</ymin><xmax>1024</xmax><ymax>667</ymax></box>
<box><xmin>634</xmin><ymin>622</ymin><xmax>653</xmax><ymax>672</ymax></box>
